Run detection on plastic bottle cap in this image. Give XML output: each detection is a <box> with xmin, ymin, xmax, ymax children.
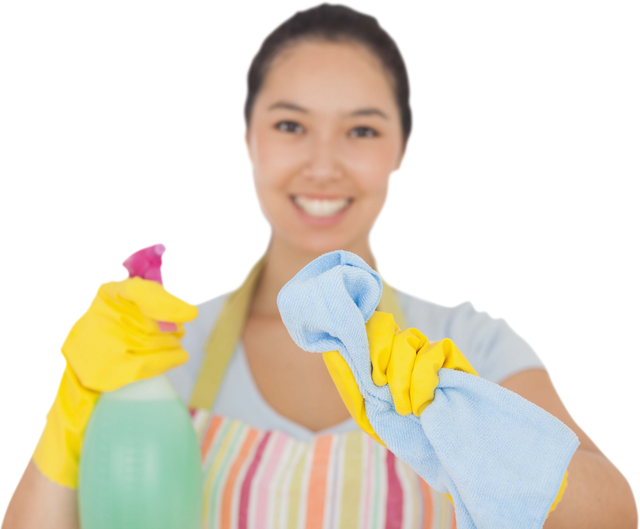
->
<box><xmin>123</xmin><ymin>244</ymin><xmax>177</xmax><ymax>332</ymax></box>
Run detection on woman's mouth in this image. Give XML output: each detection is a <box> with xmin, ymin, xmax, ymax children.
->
<box><xmin>290</xmin><ymin>195</ymin><xmax>354</xmax><ymax>226</ymax></box>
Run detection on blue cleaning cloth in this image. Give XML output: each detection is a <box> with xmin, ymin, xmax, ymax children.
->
<box><xmin>276</xmin><ymin>250</ymin><xmax>580</xmax><ymax>529</ymax></box>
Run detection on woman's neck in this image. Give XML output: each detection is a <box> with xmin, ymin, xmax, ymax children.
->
<box><xmin>250</xmin><ymin>235</ymin><xmax>376</xmax><ymax>318</ymax></box>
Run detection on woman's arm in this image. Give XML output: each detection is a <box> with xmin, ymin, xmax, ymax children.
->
<box><xmin>2</xmin><ymin>459</ymin><xmax>79</xmax><ymax>529</ymax></box>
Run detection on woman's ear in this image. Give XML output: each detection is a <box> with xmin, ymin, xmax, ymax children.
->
<box><xmin>244</xmin><ymin>129</ymin><xmax>254</xmax><ymax>166</ymax></box>
<box><xmin>394</xmin><ymin>142</ymin><xmax>411</xmax><ymax>174</ymax></box>
<box><xmin>240</xmin><ymin>124</ymin><xmax>251</xmax><ymax>165</ymax></box>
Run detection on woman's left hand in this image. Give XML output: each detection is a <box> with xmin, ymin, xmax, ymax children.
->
<box><xmin>322</xmin><ymin>311</ymin><xmax>479</xmax><ymax>447</ymax></box>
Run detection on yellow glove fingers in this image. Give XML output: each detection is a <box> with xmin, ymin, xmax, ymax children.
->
<box><xmin>366</xmin><ymin>312</ymin><xmax>398</xmax><ymax>386</ymax></box>
<box><xmin>63</xmin><ymin>291</ymin><xmax>190</xmax><ymax>391</ymax></box>
<box><xmin>63</xmin><ymin>328</ymin><xmax>189</xmax><ymax>391</ymax></box>
<box><xmin>96</xmin><ymin>347</ymin><xmax>189</xmax><ymax>392</ymax></box>
<box><xmin>410</xmin><ymin>338</ymin><xmax>478</xmax><ymax>416</ymax></box>
<box><xmin>387</xmin><ymin>328</ymin><xmax>427</xmax><ymax>416</ymax></box>
<box><xmin>325</xmin><ymin>311</ymin><xmax>480</xmax><ymax>457</ymax></box>
<box><xmin>441</xmin><ymin>337</ymin><xmax>479</xmax><ymax>377</ymax></box>
<box><xmin>410</xmin><ymin>341</ymin><xmax>445</xmax><ymax>416</ymax></box>
<box><xmin>322</xmin><ymin>350</ymin><xmax>387</xmax><ymax>447</ymax></box>
<box><xmin>111</xmin><ymin>277</ymin><xmax>198</xmax><ymax>323</ymax></box>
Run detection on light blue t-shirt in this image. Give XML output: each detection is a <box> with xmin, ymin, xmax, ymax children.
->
<box><xmin>166</xmin><ymin>288</ymin><xmax>546</xmax><ymax>442</ymax></box>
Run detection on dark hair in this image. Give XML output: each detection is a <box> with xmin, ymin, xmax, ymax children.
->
<box><xmin>244</xmin><ymin>3</ymin><xmax>412</xmax><ymax>151</ymax></box>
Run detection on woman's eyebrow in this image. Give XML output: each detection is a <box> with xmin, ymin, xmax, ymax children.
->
<box><xmin>268</xmin><ymin>101</ymin><xmax>388</xmax><ymax>119</ymax></box>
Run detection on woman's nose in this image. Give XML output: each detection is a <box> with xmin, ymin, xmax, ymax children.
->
<box><xmin>300</xmin><ymin>135</ymin><xmax>344</xmax><ymax>183</ymax></box>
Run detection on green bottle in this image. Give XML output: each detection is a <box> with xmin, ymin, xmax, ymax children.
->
<box><xmin>77</xmin><ymin>245</ymin><xmax>202</xmax><ymax>528</ymax></box>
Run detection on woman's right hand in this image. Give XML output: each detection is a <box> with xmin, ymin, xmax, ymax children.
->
<box><xmin>31</xmin><ymin>277</ymin><xmax>198</xmax><ymax>489</ymax></box>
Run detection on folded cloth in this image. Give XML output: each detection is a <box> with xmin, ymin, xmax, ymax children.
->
<box><xmin>277</xmin><ymin>250</ymin><xmax>580</xmax><ymax>529</ymax></box>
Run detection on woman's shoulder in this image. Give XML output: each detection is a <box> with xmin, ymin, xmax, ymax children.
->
<box><xmin>397</xmin><ymin>288</ymin><xmax>547</xmax><ymax>383</ymax></box>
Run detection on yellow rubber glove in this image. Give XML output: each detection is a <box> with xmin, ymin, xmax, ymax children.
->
<box><xmin>323</xmin><ymin>312</ymin><xmax>479</xmax><ymax>444</ymax></box>
<box><xmin>324</xmin><ymin>311</ymin><xmax>568</xmax><ymax>512</ymax></box>
<box><xmin>32</xmin><ymin>277</ymin><xmax>198</xmax><ymax>489</ymax></box>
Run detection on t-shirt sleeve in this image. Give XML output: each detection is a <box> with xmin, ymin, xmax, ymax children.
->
<box><xmin>396</xmin><ymin>291</ymin><xmax>546</xmax><ymax>384</ymax></box>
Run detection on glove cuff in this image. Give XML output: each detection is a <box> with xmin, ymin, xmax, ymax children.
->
<box><xmin>32</xmin><ymin>364</ymin><xmax>99</xmax><ymax>489</ymax></box>
<box><xmin>443</xmin><ymin>470</ymin><xmax>568</xmax><ymax>514</ymax></box>
<box><xmin>545</xmin><ymin>469</ymin><xmax>569</xmax><ymax>519</ymax></box>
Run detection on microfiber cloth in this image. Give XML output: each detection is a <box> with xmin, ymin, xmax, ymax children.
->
<box><xmin>276</xmin><ymin>250</ymin><xmax>580</xmax><ymax>529</ymax></box>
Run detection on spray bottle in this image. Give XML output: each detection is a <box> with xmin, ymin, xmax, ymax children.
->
<box><xmin>78</xmin><ymin>244</ymin><xmax>202</xmax><ymax>529</ymax></box>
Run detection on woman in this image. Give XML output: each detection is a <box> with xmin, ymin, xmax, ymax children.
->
<box><xmin>7</xmin><ymin>1</ymin><xmax>632</xmax><ymax>529</ymax></box>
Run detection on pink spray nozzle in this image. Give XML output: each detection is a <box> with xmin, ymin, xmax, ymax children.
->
<box><xmin>123</xmin><ymin>244</ymin><xmax>177</xmax><ymax>332</ymax></box>
<box><xmin>118</xmin><ymin>241</ymin><xmax>169</xmax><ymax>285</ymax></box>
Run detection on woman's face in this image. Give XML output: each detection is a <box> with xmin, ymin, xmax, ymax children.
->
<box><xmin>246</xmin><ymin>39</ymin><xmax>405</xmax><ymax>255</ymax></box>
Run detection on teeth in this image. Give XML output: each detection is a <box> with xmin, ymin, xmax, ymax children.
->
<box><xmin>293</xmin><ymin>196</ymin><xmax>351</xmax><ymax>217</ymax></box>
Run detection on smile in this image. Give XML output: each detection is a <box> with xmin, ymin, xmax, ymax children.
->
<box><xmin>290</xmin><ymin>195</ymin><xmax>354</xmax><ymax>226</ymax></box>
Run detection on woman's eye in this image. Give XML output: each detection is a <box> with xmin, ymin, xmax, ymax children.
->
<box><xmin>276</xmin><ymin>121</ymin><xmax>299</xmax><ymax>132</ymax></box>
<box><xmin>276</xmin><ymin>121</ymin><xmax>378</xmax><ymax>138</ymax></box>
<box><xmin>353</xmin><ymin>127</ymin><xmax>378</xmax><ymax>138</ymax></box>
